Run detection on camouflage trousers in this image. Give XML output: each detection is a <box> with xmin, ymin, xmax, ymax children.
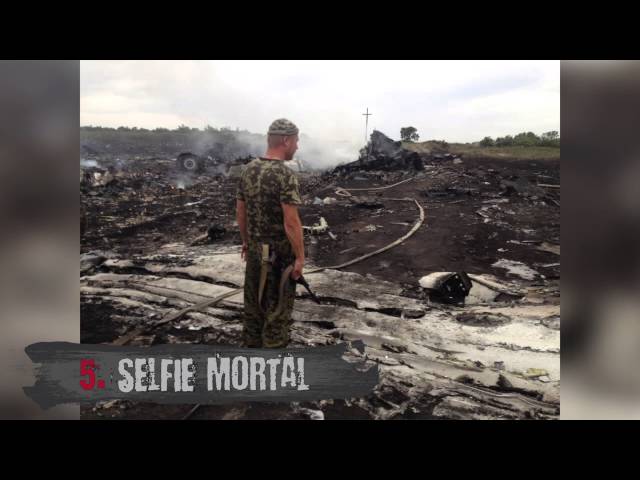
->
<box><xmin>243</xmin><ymin>238</ymin><xmax>296</xmax><ymax>348</ymax></box>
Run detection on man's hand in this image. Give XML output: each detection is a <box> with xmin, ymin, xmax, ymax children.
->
<box><xmin>241</xmin><ymin>242</ymin><xmax>248</xmax><ymax>261</ymax></box>
<box><xmin>291</xmin><ymin>257</ymin><xmax>304</xmax><ymax>280</ymax></box>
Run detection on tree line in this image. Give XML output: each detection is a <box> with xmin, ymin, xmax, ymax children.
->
<box><xmin>479</xmin><ymin>131</ymin><xmax>559</xmax><ymax>148</ymax></box>
<box><xmin>400</xmin><ymin>126</ymin><xmax>559</xmax><ymax>148</ymax></box>
<box><xmin>81</xmin><ymin>125</ymin><xmax>248</xmax><ymax>134</ymax></box>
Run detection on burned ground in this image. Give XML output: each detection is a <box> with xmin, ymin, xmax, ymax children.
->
<box><xmin>81</xmin><ymin>149</ymin><xmax>560</xmax><ymax>284</ymax></box>
<box><xmin>304</xmin><ymin>155</ymin><xmax>560</xmax><ymax>285</ymax></box>
<box><xmin>80</xmin><ymin>135</ymin><xmax>560</xmax><ymax>420</ymax></box>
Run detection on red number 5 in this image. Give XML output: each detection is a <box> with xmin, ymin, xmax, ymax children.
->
<box><xmin>80</xmin><ymin>359</ymin><xmax>96</xmax><ymax>390</ymax></box>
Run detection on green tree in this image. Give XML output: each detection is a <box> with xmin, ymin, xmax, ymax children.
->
<box><xmin>480</xmin><ymin>136</ymin><xmax>495</xmax><ymax>147</ymax></box>
<box><xmin>400</xmin><ymin>126</ymin><xmax>420</xmax><ymax>142</ymax></box>
<box><xmin>495</xmin><ymin>135</ymin><xmax>514</xmax><ymax>147</ymax></box>
<box><xmin>540</xmin><ymin>131</ymin><xmax>560</xmax><ymax>147</ymax></box>
<box><xmin>513</xmin><ymin>131</ymin><xmax>540</xmax><ymax>146</ymax></box>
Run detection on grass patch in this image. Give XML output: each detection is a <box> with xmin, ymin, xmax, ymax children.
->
<box><xmin>403</xmin><ymin>141</ymin><xmax>560</xmax><ymax>160</ymax></box>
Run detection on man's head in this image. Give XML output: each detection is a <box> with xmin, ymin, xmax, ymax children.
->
<box><xmin>267</xmin><ymin>118</ymin><xmax>299</xmax><ymax>160</ymax></box>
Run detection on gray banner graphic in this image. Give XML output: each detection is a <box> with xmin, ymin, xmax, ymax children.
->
<box><xmin>24</xmin><ymin>341</ymin><xmax>379</xmax><ymax>409</ymax></box>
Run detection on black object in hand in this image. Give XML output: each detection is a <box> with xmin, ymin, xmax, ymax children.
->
<box><xmin>295</xmin><ymin>275</ymin><xmax>321</xmax><ymax>304</ymax></box>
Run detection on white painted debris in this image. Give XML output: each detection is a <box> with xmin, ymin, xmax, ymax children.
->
<box><xmin>466</xmin><ymin>280</ymin><xmax>501</xmax><ymax>304</ymax></box>
<box><xmin>92</xmin><ymin>171</ymin><xmax>114</xmax><ymax>187</ymax></box>
<box><xmin>536</xmin><ymin>242</ymin><xmax>560</xmax><ymax>255</ymax></box>
<box><xmin>159</xmin><ymin>242</ymin><xmax>185</xmax><ymax>249</ymax></box>
<box><xmin>524</xmin><ymin>368</ymin><xmax>549</xmax><ymax>379</ymax></box>
<box><xmin>99</xmin><ymin>399</ymin><xmax>121</xmax><ymax>409</ymax></box>
<box><xmin>418</xmin><ymin>272</ymin><xmax>452</xmax><ymax>289</ymax></box>
<box><xmin>304</xmin><ymin>217</ymin><xmax>329</xmax><ymax>234</ymax></box>
<box><xmin>492</xmin><ymin>259</ymin><xmax>539</xmax><ymax>280</ymax></box>
<box><xmin>297</xmin><ymin>408</ymin><xmax>325</xmax><ymax>420</ymax></box>
<box><xmin>323</xmin><ymin>197</ymin><xmax>337</xmax><ymax>205</ymax></box>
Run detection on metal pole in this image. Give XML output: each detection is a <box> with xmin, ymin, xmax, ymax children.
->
<box><xmin>363</xmin><ymin>108</ymin><xmax>372</xmax><ymax>157</ymax></box>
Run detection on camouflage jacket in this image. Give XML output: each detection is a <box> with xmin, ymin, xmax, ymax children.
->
<box><xmin>236</xmin><ymin>157</ymin><xmax>302</xmax><ymax>241</ymax></box>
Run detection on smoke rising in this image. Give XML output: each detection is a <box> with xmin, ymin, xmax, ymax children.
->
<box><xmin>80</xmin><ymin>127</ymin><xmax>364</xmax><ymax>171</ymax></box>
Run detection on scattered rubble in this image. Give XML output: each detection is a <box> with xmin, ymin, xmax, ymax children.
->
<box><xmin>332</xmin><ymin>131</ymin><xmax>425</xmax><ymax>174</ymax></box>
<box><xmin>456</xmin><ymin>312</ymin><xmax>511</xmax><ymax>327</ymax></box>
<box><xmin>80</xmin><ymin>130</ymin><xmax>560</xmax><ymax>420</ymax></box>
<box><xmin>81</xmin><ymin>244</ymin><xmax>559</xmax><ymax>420</ymax></box>
<box><xmin>419</xmin><ymin>272</ymin><xmax>472</xmax><ymax>304</ymax></box>
<box><xmin>304</xmin><ymin>217</ymin><xmax>329</xmax><ymax>235</ymax></box>
<box><xmin>492</xmin><ymin>259</ymin><xmax>540</xmax><ymax>281</ymax></box>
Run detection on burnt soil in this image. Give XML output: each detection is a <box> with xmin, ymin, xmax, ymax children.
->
<box><xmin>81</xmin><ymin>155</ymin><xmax>560</xmax><ymax>287</ymax></box>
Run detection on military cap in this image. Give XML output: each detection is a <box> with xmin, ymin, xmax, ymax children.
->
<box><xmin>268</xmin><ymin>118</ymin><xmax>299</xmax><ymax>136</ymax></box>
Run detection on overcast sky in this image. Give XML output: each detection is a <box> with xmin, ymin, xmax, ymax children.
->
<box><xmin>81</xmin><ymin>60</ymin><xmax>559</xmax><ymax>147</ymax></box>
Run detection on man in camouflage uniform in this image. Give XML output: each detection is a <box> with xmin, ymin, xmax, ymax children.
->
<box><xmin>236</xmin><ymin>119</ymin><xmax>305</xmax><ymax>348</ymax></box>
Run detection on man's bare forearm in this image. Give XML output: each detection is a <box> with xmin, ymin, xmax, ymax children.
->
<box><xmin>284</xmin><ymin>215</ymin><xmax>305</xmax><ymax>261</ymax></box>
